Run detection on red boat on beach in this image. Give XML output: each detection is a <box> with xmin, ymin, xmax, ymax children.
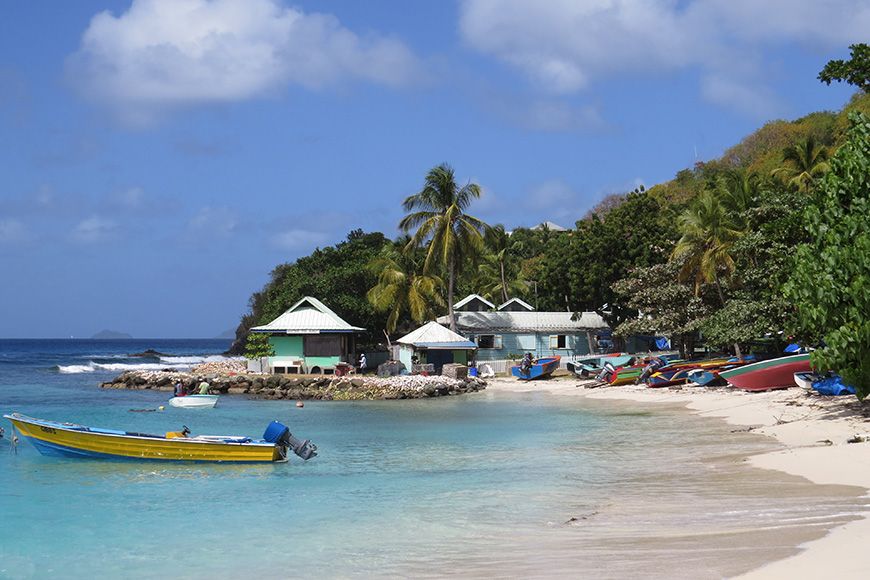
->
<box><xmin>719</xmin><ymin>354</ymin><xmax>811</xmax><ymax>391</ymax></box>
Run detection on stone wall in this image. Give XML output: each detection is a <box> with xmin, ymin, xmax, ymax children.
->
<box><xmin>101</xmin><ymin>370</ymin><xmax>486</xmax><ymax>401</ymax></box>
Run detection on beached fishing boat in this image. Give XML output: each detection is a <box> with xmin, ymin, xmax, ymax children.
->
<box><xmin>511</xmin><ymin>356</ymin><xmax>561</xmax><ymax>380</ymax></box>
<box><xmin>646</xmin><ymin>367</ymin><xmax>696</xmax><ymax>388</ymax></box>
<box><xmin>608</xmin><ymin>366</ymin><xmax>644</xmax><ymax>385</ymax></box>
<box><xmin>793</xmin><ymin>371</ymin><xmax>822</xmax><ymax>390</ymax></box>
<box><xmin>720</xmin><ymin>354</ymin><xmax>811</xmax><ymax>391</ymax></box>
<box><xmin>3</xmin><ymin>413</ymin><xmax>317</xmax><ymax>463</ymax></box>
<box><xmin>567</xmin><ymin>355</ymin><xmax>634</xmax><ymax>378</ymax></box>
<box><xmin>169</xmin><ymin>394</ymin><xmax>219</xmax><ymax>408</ymax></box>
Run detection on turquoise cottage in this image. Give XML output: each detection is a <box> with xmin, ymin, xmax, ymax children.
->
<box><xmin>395</xmin><ymin>321</ymin><xmax>478</xmax><ymax>373</ymax></box>
<box><xmin>437</xmin><ymin>294</ymin><xmax>608</xmax><ymax>362</ymax></box>
<box><xmin>249</xmin><ymin>296</ymin><xmax>363</xmax><ymax>374</ymax></box>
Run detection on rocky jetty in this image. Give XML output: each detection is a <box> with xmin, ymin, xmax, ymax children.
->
<box><xmin>100</xmin><ymin>369</ymin><xmax>486</xmax><ymax>400</ymax></box>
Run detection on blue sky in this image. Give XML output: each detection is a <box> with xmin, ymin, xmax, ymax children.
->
<box><xmin>0</xmin><ymin>0</ymin><xmax>864</xmax><ymax>338</ymax></box>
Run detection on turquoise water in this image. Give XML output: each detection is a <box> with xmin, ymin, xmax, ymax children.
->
<box><xmin>0</xmin><ymin>340</ymin><xmax>865</xmax><ymax>579</ymax></box>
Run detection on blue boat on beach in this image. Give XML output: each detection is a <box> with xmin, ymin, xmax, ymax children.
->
<box><xmin>511</xmin><ymin>356</ymin><xmax>561</xmax><ymax>380</ymax></box>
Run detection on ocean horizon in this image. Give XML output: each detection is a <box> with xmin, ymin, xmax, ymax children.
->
<box><xmin>1</xmin><ymin>339</ymin><xmax>864</xmax><ymax>578</ymax></box>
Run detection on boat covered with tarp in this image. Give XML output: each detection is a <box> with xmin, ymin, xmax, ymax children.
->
<box><xmin>4</xmin><ymin>413</ymin><xmax>317</xmax><ymax>463</ymax></box>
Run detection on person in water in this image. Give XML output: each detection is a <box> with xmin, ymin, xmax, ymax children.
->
<box><xmin>198</xmin><ymin>381</ymin><xmax>210</xmax><ymax>395</ymax></box>
<box><xmin>173</xmin><ymin>382</ymin><xmax>185</xmax><ymax>397</ymax></box>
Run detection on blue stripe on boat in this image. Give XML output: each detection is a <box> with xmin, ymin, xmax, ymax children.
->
<box><xmin>21</xmin><ymin>435</ymin><xmax>269</xmax><ymax>463</ymax></box>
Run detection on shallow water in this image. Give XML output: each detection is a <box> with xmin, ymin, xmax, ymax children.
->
<box><xmin>0</xmin><ymin>340</ymin><xmax>865</xmax><ymax>579</ymax></box>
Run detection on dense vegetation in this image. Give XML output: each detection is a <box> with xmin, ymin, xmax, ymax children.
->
<box><xmin>230</xmin><ymin>59</ymin><xmax>869</xmax><ymax>397</ymax></box>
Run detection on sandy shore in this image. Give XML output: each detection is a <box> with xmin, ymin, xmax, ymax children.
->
<box><xmin>485</xmin><ymin>376</ymin><xmax>870</xmax><ymax>579</ymax></box>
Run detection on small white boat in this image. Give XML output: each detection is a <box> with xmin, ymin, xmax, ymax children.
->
<box><xmin>168</xmin><ymin>395</ymin><xmax>219</xmax><ymax>408</ymax></box>
<box><xmin>793</xmin><ymin>371</ymin><xmax>823</xmax><ymax>390</ymax></box>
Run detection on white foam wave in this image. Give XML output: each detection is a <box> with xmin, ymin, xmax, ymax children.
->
<box><xmin>56</xmin><ymin>362</ymin><xmax>193</xmax><ymax>374</ymax></box>
<box><xmin>58</xmin><ymin>364</ymin><xmax>98</xmax><ymax>374</ymax></box>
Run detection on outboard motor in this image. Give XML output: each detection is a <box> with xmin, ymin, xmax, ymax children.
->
<box><xmin>263</xmin><ymin>421</ymin><xmax>318</xmax><ymax>461</ymax></box>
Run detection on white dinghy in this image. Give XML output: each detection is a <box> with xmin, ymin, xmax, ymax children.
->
<box><xmin>168</xmin><ymin>395</ymin><xmax>219</xmax><ymax>409</ymax></box>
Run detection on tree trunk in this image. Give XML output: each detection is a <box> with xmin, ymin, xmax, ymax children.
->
<box><xmin>500</xmin><ymin>260</ymin><xmax>508</xmax><ymax>304</ymax></box>
<box><xmin>714</xmin><ymin>277</ymin><xmax>742</xmax><ymax>358</ymax></box>
<box><xmin>448</xmin><ymin>255</ymin><xmax>457</xmax><ymax>332</ymax></box>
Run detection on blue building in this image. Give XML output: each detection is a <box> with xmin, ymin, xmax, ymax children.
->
<box><xmin>437</xmin><ymin>295</ymin><xmax>608</xmax><ymax>362</ymax></box>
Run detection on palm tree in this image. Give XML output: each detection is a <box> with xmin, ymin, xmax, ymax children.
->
<box><xmin>366</xmin><ymin>240</ymin><xmax>444</xmax><ymax>334</ymax></box>
<box><xmin>672</xmin><ymin>188</ymin><xmax>745</xmax><ymax>356</ymax></box>
<box><xmin>399</xmin><ymin>164</ymin><xmax>489</xmax><ymax>331</ymax></box>
<box><xmin>477</xmin><ymin>224</ymin><xmax>527</xmax><ymax>304</ymax></box>
<box><xmin>772</xmin><ymin>136</ymin><xmax>830</xmax><ymax>193</ymax></box>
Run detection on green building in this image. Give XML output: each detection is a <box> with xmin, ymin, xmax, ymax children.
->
<box><xmin>250</xmin><ymin>296</ymin><xmax>364</xmax><ymax>374</ymax></box>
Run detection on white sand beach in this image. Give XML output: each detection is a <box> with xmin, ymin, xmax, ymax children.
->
<box><xmin>485</xmin><ymin>376</ymin><xmax>870</xmax><ymax>579</ymax></box>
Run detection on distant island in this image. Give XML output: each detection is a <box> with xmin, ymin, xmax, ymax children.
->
<box><xmin>91</xmin><ymin>330</ymin><xmax>133</xmax><ymax>339</ymax></box>
<box><xmin>215</xmin><ymin>328</ymin><xmax>236</xmax><ymax>339</ymax></box>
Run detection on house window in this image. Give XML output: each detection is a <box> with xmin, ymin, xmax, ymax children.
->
<box><xmin>549</xmin><ymin>335</ymin><xmax>567</xmax><ymax>349</ymax></box>
<box><xmin>477</xmin><ymin>334</ymin><xmax>503</xmax><ymax>349</ymax></box>
<box><xmin>304</xmin><ymin>335</ymin><xmax>342</xmax><ymax>357</ymax></box>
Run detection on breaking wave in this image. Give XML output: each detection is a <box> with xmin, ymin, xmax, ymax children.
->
<box><xmin>56</xmin><ymin>362</ymin><xmax>193</xmax><ymax>374</ymax></box>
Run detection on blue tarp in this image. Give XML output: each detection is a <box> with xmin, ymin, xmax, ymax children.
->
<box><xmin>654</xmin><ymin>337</ymin><xmax>671</xmax><ymax>350</ymax></box>
<box><xmin>784</xmin><ymin>343</ymin><xmax>804</xmax><ymax>353</ymax></box>
<box><xmin>812</xmin><ymin>376</ymin><xmax>856</xmax><ymax>396</ymax></box>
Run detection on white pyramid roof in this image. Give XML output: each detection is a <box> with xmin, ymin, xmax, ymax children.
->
<box><xmin>250</xmin><ymin>296</ymin><xmax>364</xmax><ymax>334</ymax></box>
<box><xmin>397</xmin><ymin>321</ymin><xmax>477</xmax><ymax>349</ymax></box>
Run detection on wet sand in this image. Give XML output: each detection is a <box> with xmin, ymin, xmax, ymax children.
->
<box><xmin>485</xmin><ymin>376</ymin><xmax>870</xmax><ymax>579</ymax></box>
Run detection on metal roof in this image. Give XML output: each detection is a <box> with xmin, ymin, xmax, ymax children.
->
<box><xmin>436</xmin><ymin>311</ymin><xmax>607</xmax><ymax>332</ymax></box>
<box><xmin>250</xmin><ymin>296</ymin><xmax>364</xmax><ymax>334</ymax></box>
<box><xmin>531</xmin><ymin>221</ymin><xmax>567</xmax><ymax>232</ymax></box>
<box><xmin>497</xmin><ymin>297</ymin><xmax>534</xmax><ymax>311</ymax></box>
<box><xmin>453</xmin><ymin>293</ymin><xmax>495</xmax><ymax>310</ymax></box>
<box><xmin>396</xmin><ymin>321</ymin><xmax>477</xmax><ymax>349</ymax></box>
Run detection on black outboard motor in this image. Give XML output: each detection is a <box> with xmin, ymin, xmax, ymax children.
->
<box><xmin>263</xmin><ymin>421</ymin><xmax>318</xmax><ymax>461</ymax></box>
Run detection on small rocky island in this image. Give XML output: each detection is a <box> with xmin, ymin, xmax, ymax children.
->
<box><xmin>101</xmin><ymin>360</ymin><xmax>486</xmax><ymax>400</ymax></box>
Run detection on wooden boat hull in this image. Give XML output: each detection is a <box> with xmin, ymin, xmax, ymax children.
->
<box><xmin>169</xmin><ymin>395</ymin><xmax>219</xmax><ymax>408</ymax></box>
<box><xmin>647</xmin><ymin>368</ymin><xmax>695</xmax><ymax>388</ymax></box>
<box><xmin>720</xmin><ymin>354</ymin><xmax>812</xmax><ymax>391</ymax></box>
<box><xmin>5</xmin><ymin>413</ymin><xmax>285</xmax><ymax>463</ymax></box>
<box><xmin>609</xmin><ymin>368</ymin><xmax>643</xmax><ymax>385</ymax></box>
<box><xmin>793</xmin><ymin>371</ymin><xmax>823</xmax><ymax>390</ymax></box>
<box><xmin>512</xmin><ymin>356</ymin><xmax>561</xmax><ymax>380</ymax></box>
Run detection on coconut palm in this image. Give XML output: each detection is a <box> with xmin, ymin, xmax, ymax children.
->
<box><xmin>672</xmin><ymin>188</ymin><xmax>746</xmax><ymax>355</ymax></box>
<box><xmin>771</xmin><ymin>136</ymin><xmax>830</xmax><ymax>193</ymax></box>
<box><xmin>366</xmin><ymin>240</ymin><xmax>444</xmax><ymax>334</ymax></box>
<box><xmin>476</xmin><ymin>224</ymin><xmax>528</xmax><ymax>304</ymax></box>
<box><xmin>399</xmin><ymin>164</ymin><xmax>489</xmax><ymax>331</ymax></box>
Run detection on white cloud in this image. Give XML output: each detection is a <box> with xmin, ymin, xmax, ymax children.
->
<box><xmin>189</xmin><ymin>206</ymin><xmax>238</xmax><ymax>236</ymax></box>
<box><xmin>272</xmin><ymin>228</ymin><xmax>329</xmax><ymax>250</ymax></box>
<box><xmin>72</xmin><ymin>216</ymin><xmax>117</xmax><ymax>243</ymax></box>
<box><xmin>0</xmin><ymin>219</ymin><xmax>29</xmax><ymax>243</ymax></box>
<box><xmin>112</xmin><ymin>187</ymin><xmax>145</xmax><ymax>208</ymax></box>
<box><xmin>67</xmin><ymin>0</ymin><xmax>420</xmax><ymax>124</ymax></box>
<box><xmin>459</xmin><ymin>0</ymin><xmax>870</xmax><ymax>116</ymax></box>
<box><xmin>500</xmin><ymin>98</ymin><xmax>606</xmax><ymax>132</ymax></box>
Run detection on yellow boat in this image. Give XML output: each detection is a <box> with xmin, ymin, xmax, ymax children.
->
<box><xmin>4</xmin><ymin>413</ymin><xmax>317</xmax><ymax>463</ymax></box>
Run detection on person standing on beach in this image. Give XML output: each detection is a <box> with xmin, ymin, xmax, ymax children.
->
<box><xmin>359</xmin><ymin>353</ymin><xmax>367</xmax><ymax>374</ymax></box>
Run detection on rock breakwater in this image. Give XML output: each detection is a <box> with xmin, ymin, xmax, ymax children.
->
<box><xmin>101</xmin><ymin>370</ymin><xmax>486</xmax><ymax>400</ymax></box>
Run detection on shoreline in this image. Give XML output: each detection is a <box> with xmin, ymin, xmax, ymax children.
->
<box><xmin>100</xmin><ymin>369</ymin><xmax>487</xmax><ymax>400</ymax></box>
<box><xmin>485</xmin><ymin>377</ymin><xmax>870</xmax><ymax>579</ymax></box>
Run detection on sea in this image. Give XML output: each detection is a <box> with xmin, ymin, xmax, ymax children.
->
<box><xmin>0</xmin><ymin>339</ymin><xmax>866</xmax><ymax>579</ymax></box>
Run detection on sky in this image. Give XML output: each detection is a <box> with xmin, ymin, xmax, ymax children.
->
<box><xmin>0</xmin><ymin>0</ymin><xmax>865</xmax><ymax>338</ymax></box>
